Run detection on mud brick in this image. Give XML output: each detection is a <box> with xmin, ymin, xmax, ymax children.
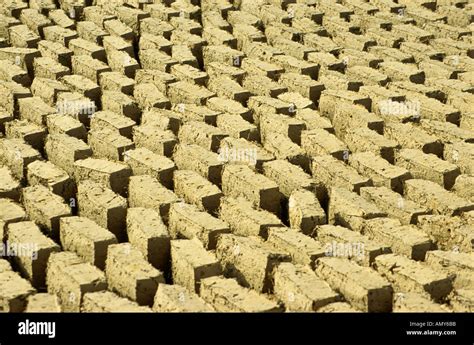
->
<box><xmin>460</xmin><ymin>113</ymin><xmax>474</xmax><ymax>132</ymax></box>
<box><xmin>101</xmin><ymin>91</ymin><xmax>140</xmax><ymax>123</ymax></box>
<box><xmin>444</xmin><ymin>142</ymin><xmax>474</xmax><ymax>175</ymax></box>
<box><xmin>0</xmin><ymin>106</ymin><xmax>13</xmax><ymax>132</ymax></box>
<box><xmin>453</xmin><ymin>175</ymin><xmax>474</xmax><ymax>202</ymax></box>
<box><xmin>138</xmin><ymin>33</ymin><xmax>172</xmax><ymax>54</ymax></box>
<box><xmin>128</xmin><ymin>175</ymin><xmax>178</xmax><ymax>223</ymax></box>
<box><xmin>315</xmin><ymin>257</ymin><xmax>392</xmax><ymax>312</ymax></box>
<box><xmin>114</xmin><ymin>6</ymin><xmax>148</xmax><ymax>33</ymax></box>
<box><xmin>133</xmin><ymin>124</ymin><xmax>176</xmax><ymax>158</ymax></box>
<box><xmin>319</xmin><ymin>224</ymin><xmax>391</xmax><ymax>266</ymax></box>
<box><xmin>169</xmin><ymin>64</ymin><xmax>207</xmax><ymax>87</ymax></box>
<box><xmin>139</xmin><ymin>49</ymin><xmax>177</xmax><ymax>73</ymax></box>
<box><xmin>76</xmin><ymin>21</ymin><xmax>108</xmax><ymax>45</ymax></box>
<box><xmin>177</xmin><ymin>121</ymin><xmax>226</xmax><ymax>153</ymax></box>
<box><xmin>319</xmin><ymin>90</ymin><xmax>371</xmax><ymax>121</ymax></box>
<box><xmin>0</xmin><ymin>268</ymin><xmax>35</xmax><ymax>312</ymax></box>
<box><xmin>367</xmin><ymin>46</ymin><xmax>414</xmax><ymax>64</ymax></box>
<box><xmin>445</xmin><ymin>91</ymin><xmax>474</xmax><ymax>120</ymax></box>
<box><xmin>25</xmin><ymin>293</ymin><xmax>61</xmax><ymax>312</ymax></box>
<box><xmin>395</xmin><ymin>149</ymin><xmax>460</xmax><ymax>190</ymax></box>
<box><xmin>60</xmin><ymin>74</ymin><xmax>100</xmax><ymax>105</ymax></box>
<box><xmin>359</xmin><ymin>86</ymin><xmax>406</xmax><ymax>120</ymax></box>
<box><xmin>168</xmin><ymin>202</ymin><xmax>229</xmax><ymax>249</ymax></box>
<box><xmin>301</xmin><ymin>128</ymin><xmax>348</xmax><ymax>161</ymax></box>
<box><xmin>0</xmin><ymin>166</ymin><xmax>21</xmax><ymax>201</ymax></box>
<box><xmin>38</xmin><ymin>40</ymin><xmax>72</xmax><ymax>68</ymax></box>
<box><xmin>328</xmin><ymin>187</ymin><xmax>386</xmax><ymax>231</ymax></box>
<box><xmin>389</xmin><ymin>81</ymin><xmax>446</xmax><ymax>103</ymax></box>
<box><xmin>0</xmin><ymin>138</ymin><xmax>41</xmax><ymax>181</ymax></box>
<box><xmin>99</xmin><ymin>72</ymin><xmax>134</xmax><ymax>95</ymax></box>
<box><xmin>135</xmin><ymin>69</ymin><xmax>176</xmax><ymax>95</ymax></box>
<box><xmin>277</xmin><ymin>92</ymin><xmax>314</xmax><ymax>110</ymax></box>
<box><xmin>140</xmin><ymin>18</ymin><xmax>173</xmax><ymax>39</ymax></box>
<box><xmin>5</xmin><ymin>119</ymin><xmax>45</xmax><ymax>151</ymax></box>
<box><xmin>232</xmin><ymin>24</ymin><xmax>266</xmax><ymax>51</ymax></box>
<box><xmin>268</xmin><ymin>228</ymin><xmax>326</xmax><ymax>268</ymax></box>
<box><xmin>105</xmin><ymin>243</ymin><xmax>164</xmax><ymax>306</ymax></box>
<box><xmin>417</xmin><ymin>215</ymin><xmax>473</xmax><ymax>253</ymax></box>
<box><xmin>240</xmin><ymin>58</ymin><xmax>282</xmax><ymax>81</ymax></box>
<box><xmin>408</xmin><ymin>93</ymin><xmax>461</xmax><ymax>124</ymax></box>
<box><xmin>242</xmin><ymin>74</ymin><xmax>286</xmax><ymax>98</ymax></box>
<box><xmin>0</xmin><ymin>47</ymin><xmax>40</xmax><ymax>76</ymax></box>
<box><xmin>17</xmin><ymin>97</ymin><xmax>54</xmax><ymax>126</ymax></box>
<box><xmin>437</xmin><ymin>80</ymin><xmax>474</xmax><ymax>98</ymax></box>
<box><xmin>375</xmin><ymin>254</ymin><xmax>452</xmax><ymax>302</ymax></box>
<box><xmin>6</xmin><ymin>221</ymin><xmax>59</xmax><ymax>288</ymax></box>
<box><xmin>316</xmin><ymin>0</ymin><xmax>354</xmax><ymax>18</ymax></box>
<box><xmin>82</xmin><ymin>290</ymin><xmax>152</xmax><ymax>312</ymax></box>
<box><xmin>218</xmin><ymin>137</ymin><xmax>274</xmax><ymax>172</ymax></box>
<box><xmin>68</xmin><ymin>39</ymin><xmax>106</xmax><ymax>63</ymax></box>
<box><xmin>88</xmin><ymin>128</ymin><xmax>134</xmax><ymax>162</ymax></box>
<box><xmin>216</xmin><ymin>233</ymin><xmax>290</xmax><ymax>292</ymax></box>
<box><xmin>8</xmin><ymin>24</ymin><xmax>40</xmax><ymax>48</ymax></box>
<box><xmin>294</xmin><ymin>109</ymin><xmax>332</xmax><ymax>133</ymax></box>
<box><xmin>30</xmin><ymin>77</ymin><xmax>69</xmax><ymax>106</ymax></box>
<box><xmin>425</xmin><ymin>250</ymin><xmax>474</xmax><ymax>289</ymax></box>
<box><xmin>0</xmin><ymin>198</ymin><xmax>26</xmax><ymax>231</ymax></box>
<box><xmin>312</xmin><ymin>155</ymin><xmax>372</xmax><ymax>195</ymax></box>
<box><xmin>319</xmin><ymin>70</ymin><xmax>364</xmax><ymax>92</ymax></box>
<box><xmin>33</xmin><ymin>56</ymin><xmax>70</xmax><ymax>80</ymax></box>
<box><xmin>56</xmin><ymin>92</ymin><xmax>97</xmax><ymax>126</ymax></box>
<box><xmin>393</xmin><ymin>292</ymin><xmax>449</xmax><ymax>312</ymax></box>
<box><xmin>400</xmin><ymin>42</ymin><xmax>445</xmax><ymax>63</ymax></box>
<box><xmin>124</xmin><ymin>148</ymin><xmax>174</xmax><ymax>189</ymax></box>
<box><xmin>26</xmin><ymin>160</ymin><xmax>75</xmax><ymax>200</ymax></box>
<box><xmin>48</xmin><ymin>9</ymin><xmax>75</xmax><ymax>29</ymax></box>
<box><xmin>46</xmin><ymin>251</ymin><xmax>106</xmax><ymax>312</ymax></box>
<box><xmin>405</xmin><ymin>179</ymin><xmax>474</xmax><ymax>216</ymax></box>
<box><xmin>366</xmin><ymin>27</ymin><xmax>405</xmax><ymax>48</ymax></box>
<box><xmin>71</xmin><ymin>55</ymin><xmax>111</xmax><ymax>84</ymax></box>
<box><xmin>222</xmin><ymin>165</ymin><xmax>282</xmax><ymax>215</ymax></box>
<box><xmin>59</xmin><ymin>216</ymin><xmax>117</xmax><ymax>270</ymax></box>
<box><xmin>207</xmin><ymin>76</ymin><xmax>250</xmax><ymax>105</ymax></box>
<box><xmin>306</xmin><ymin>52</ymin><xmax>344</xmax><ymax>73</ymax></box>
<box><xmin>102</xmin><ymin>37</ymin><xmax>134</xmax><ymax>59</ymax></box>
<box><xmin>171</xmin><ymin>44</ymin><xmax>199</xmax><ymax>67</ymax></box>
<box><xmin>144</xmin><ymin>3</ymin><xmax>178</xmax><ymax>21</ymax></box>
<box><xmin>202</xmin><ymin>26</ymin><xmax>236</xmax><ymax>49</ymax></box>
<box><xmin>134</xmin><ymin>83</ymin><xmax>170</xmax><ymax>110</ymax></box>
<box><xmin>167</xmin><ymin>81</ymin><xmax>215</xmax><ymax>106</ymax></box>
<box><xmin>345</xmin><ymin>128</ymin><xmax>397</xmax><ymax>164</ymax></box>
<box><xmin>270</xmin><ymin>38</ymin><xmax>315</xmax><ymax>61</ymax></box>
<box><xmin>242</xmin><ymin>42</ymin><xmax>283</xmax><ymax>64</ymax></box>
<box><xmin>170</xmin><ymin>0</ymin><xmax>200</xmax><ymax>20</ymax></box>
<box><xmin>341</xmin><ymin>0</ymin><xmax>378</xmax><ymax>15</ymax></box>
<box><xmin>173</xmin><ymin>102</ymin><xmax>220</xmax><ymax>125</ymax></box>
<box><xmin>170</xmin><ymin>31</ymin><xmax>207</xmax><ymax>66</ymax></box>
<box><xmin>292</xmin><ymin>18</ymin><xmax>326</xmax><ymax>35</ymax></box>
<box><xmin>170</xmin><ymin>239</ymin><xmax>220</xmax><ymax>293</ymax></box>
<box><xmin>219</xmin><ymin>196</ymin><xmax>282</xmax><ymax>239</ymax></box>
<box><xmin>153</xmin><ymin>283</ymin><xmax>213</xmax><ymax>312</ymax></box>
<box><xmin>302</xmin><ymin>34</ymin><xmax>341</xmax><ymax>56</ymax></box>
<box><xmin>90</xmin><ymin>111</ymin><xmax>135</xmax><ymax>139</ymax></box>
<box><xmin>364</xmin><ymin>216</ymin><xmax>432</xmax><ymax>260</ymax></box>
<box><xmin>0</xmin><ymin>14</ymin><xmax>22</xmax><ymax>38</ymax></box>
<box><xmin>346</xmin><ymin>66</ymin><xmax>389</xmax><ymax>87</ymax></box>
<box><xmin>22</xmin><ymin>184</ymin><xmax>71</xmax><ymax>237</ymax></box>
<box><xmin>141</xmin><ymin>108</ymin><xmax>182</xmax><ymax>135</ymax></box>
<box><xmin>215</xmin><ymin>113</ymin><xmax>256</xmax><ymax>142</ymax></box>
<box><xmin>73</xmin><ymin>157</ymin><xmax>131</xmax><ymax>196</ymax></box>
<box><xmin>226</xmin><ymin>10</ymin><xmax>261</xmax><ymax>27</ymax></box>
<box><xmin>173</xmin><ymin>144</ymin><xmax>223</xmax><ymax>186</ymax></box>
<box><xmin>103</xmin><ymin>20</ymin><xmax>134</xmax><ymax>42</ymax></box>
<box><xmin>42</xmin><ymin>25</ymin><xmax>77</xmax><ymax>47</ymax></box>
<box><xmin>77</xmin><ymin>180</ymin><xmax>127</xmax><ymax>240</ymax></box>
<box><xmin>203</xmin><ymin>45</ymin><xmax>245</xmax><ymax>67</ymax></box>
<box><xmin>360</xmin><ymin>186</ymin><xmax>430</xmax><ymax>225</ymax></box>
<box><xmin>207</xmin><ymin>97</ymin><xmax>251</xmax><ymax>122</ymax></box>
<box><xmin>287</xmin><ymin>189</ymin><xmax>325</xmax><ymax>233</ymax></box>
<box><xmin>248</xmin><ymin>96</ymin><xmax>293</xmax><ymax>125</ymax></box>
<box><xmin>384</xmin><ymin>122</ymin><xmax>443</xmax><ymax>158</ymax></box>
<box><xmin>339</xmin><ymin>48</ymin><xmax>382</xmax><ymax>69</ymax></box>
<box><xmin>274</xmin><ymin>263</ymin><xmax>339</xmax><ymax>311</ymax></box>
<box><xmin>83</xmin><ymin>6</ymin><xmax>117</xmax><ymax>28</ymax></box>
<box><xmin>271</xmin><ymin>55</ymin><xmax>319</xmax><ymax>80</ymax></box>
<box><xmin>0</xmin><ymin>60</ymin><xmax>30</xmax><ymax>87</ymax></box>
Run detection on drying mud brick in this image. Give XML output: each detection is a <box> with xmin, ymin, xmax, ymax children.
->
<box><xmin>106</xmin><ymin>243</ymin><xmax>164</xmax><ymax>306</ymax></box>
<box><xmin>5</xmin><ymin>119</ymin><xmax>46</xmax><ymax>151</ymax></box>
<box><xmin>242</xmin><ymin>74</ymin><xmax>287</xmax><ymax>98</ymax></box>
<box><xmin>453</xmin><ymin>175</ymin><xmax>474</xmax><ymax>202</ymax></box>
<box><xmin>82</xmin><ymin>291</ymin><xmax>151</xmax><ymax>312</ymax></box>
<box><xmin>404</xmin><ymin>179</ymin><xmax>474</xmax><ymax>216</ymax></box>
<box><xmin>153</xmin><ymin>284</ymin><xmax>214</xmax><ymax>312</ymax></box>
<box><xmin>319</xmin><ymin>90</ymin><xmax>371</xmax><ymax>121</ymax></box>
<box><xmin>42</xmin><ymin>26</ymin><xmax>78</xmax><ymax>47</ymax></box>
<box><xmin>134</xmin><ymin>83</ymin><xmax>170</xmax><ymax>110</ymax></box>
<box><xmin>260</xmin><ymin>113</ymin><xmax>305</xmax><ymax>145</ymax></box>
<box><xmin>26</xmin><ymin>160</ymin><xmax>75</xmax><ymax>200</ymax></box>
<box><xmin>200</xmin><ymin>276</ymin><xmax>282</xmax><ymax>312</ymax></box>
<box><xmin>262</xmin><ymin>133</ymin><xmax>309</xmax><ymax>172</ymax></box>
<box><xmin>384</xmin><ymin>122</ymin><xmax>443</xmax><ymax>158</ymax></box>
<box><xmin>0</xmin><ymin>60</ymin><xmax>31</xmax><ymax>87</ymax></box>
<box><xmin>173</xmin><ymin>170</ymin><xmax>223</xmax><ymax>214</ymax></box>
<box><xmin>444</xmin><ymin>141</ymin><xmax>474</xmax><ymax>175</ymax></box>
<box><xmin>0</xmin><ymin>265</ymin><xmax>35</xmax><ymax>312</ymax></box>
<box><xmin>374</xmin><ymin>254</ymin><xmax>453</xmax><ymax>302</ymax></box>
<box><xmin>344</xmin><ymin>128</ymin><xmax>398</xmax><ymax>164</ymax></box>
<box><xmin>60</xmin><ymin>75</ymin><xmax>101</xmax><ymax>106</ymax></box>
<box><xmin>348</xmin><ymin>152</ymin><xmax>412</xmax><ymax>194</ymax></box>
<box><xmin>419</xmin><ymin>119</ymin><xmax>474</xmax><ymax>144</ymax></box>
<box><xmin>60</xmin><ymin>216</ymin><xmax>117</xmax><ymax>270</ymax></box>
<box><xmin>393</xmin><ymin>292</ymin><xmax>449</xmax><ymax>312</ymax></box>
<box><xmin>219</xmin><ymin>196</ymin><xmax>283</xmax><ymax>239</ymax></box>
<box><xmin>44</xmin><ymin>134</ymin><xmax>92</xmax><ymax>175</ymax></box>
<box><xmin>171</xmin><ymin>239</ymin><xmax>221</xmax><ymax>293</ymax></box>
<box><xmin>311</xmin><ymin>155</ymin><xmax>372</xmax><ymax>195</ymax></box>
<box><xmin>88</xmin><ymin>128</ymin><xmax>134</xmax><ymax>162</ymax></box>
<box><xmin>288</xmin><ymin>189</ymin><xmax>326</xmax><ymax>233</ymax></box>
<box><xmin>7</xmin><ymin>221</ymin><xmax>60</xmax><ymax>288</ymax></box>
<box><xmin>77</xmin><ymin>180</ymin><xmax>127</xmax><ymax>241</ymax></box>
<box><xmin>48</xmin><ymin>10</ymin><xmax>75</xmax><ymax>30</ymax></box>
<box><xmin>207</xmin><ymin>76</ymin><xmax>250</xmax><ymax>105</ymax></box>
<box><xmin>363</xmin><ymin>218</ymin><xmax>433</xmax><ymax>261</ymax></box>
<box><xmin>46</xmin><ymin>251</ymin><xmax>107</xmax><ymax>312</ymax></box>
<box><xmin>172</xmin><ymin>103</ymin><xmax>221</xmax><ymax>125</ymax></box>
<box><xmin>101</xmin><ymin>91</ymin><xmax>140</xmax><ymax>123</ymax></box>
<box><xmin>274</xmin><ymin>263</ymin><xmax>340</xmax><ymax>311</ymax></box>
<box><xmin>267</xmin><ymin>228</ymin><xmax>326</xmax><ymax>268</ymax></box>
<box><xmin>38</xmin><ymin>40</ymin><xmax>73</xmax><ymax>68</ymax></box>
<box><xmin>332</xmin><ymin>103</ymin><xmax>384</xmax><ymax>138</ymax></box>
<box><xmin>328</xmin><ymin>187</ymin><xmax>386</xmax><ymax>231</ymax></box>
<box><xmin>301</xmin><ymin>128</ymin><xmax>348</xmax><ymax>161</ymax></box>
<box><xmin>140</xmin><ymin>108</ymin><xmax>182</xmax><ymax>135</ymax></box>
<box><xmin>216</xmin><ymin>234</ymin><xmax>290</xmax><ymax>293</ymax></box>
<box><xmin>0</xmin><ymin>48</ymin><xmax>40</xmax><ymax>76</ymax></box>
<box><xmin>295</xmin><ymin>109</ymin><xmax>333</xmax><ymax>133</ymax></box>
<box><xmin>90</xmin><ymin>111</ymin><xmax>135</xmax><ymax>139</ymax></box>
<box><xmin>76</xmin><ymin>21</ymin><xmax>108</xmax><ymax>46</ymax></box>
<box><xmin>222</xmin><ymin>165</ymin><xmax>282</xmax><ymax>216</ymax></box>
<box><xmin>247</xmin><ymin>96</ymin><xmax>293</xmax><ymax>125</ymax></box>
<box><xmin>424</xmin><ymin>250</ymin><xmax>474</xmax><ymax>289</ymax></box>
<box><xmin>133</xmin><ymin>124</ymin><xmax>176</xmax><ymax>158</ymax></box>
<box><xmin>128</xmin><ymin>175</ymin><xmax>178</xmax><ymax>224</ymax></box>
<box><xmin>395</xmin><ymin>149</ymin><xmax>460</xmax><ymax>190</ymax></box>
<box><xmin>25</xmin><ymin>293</ymin><xmax>61</xmax><ymax>312</ymax></box>
<box><xmin>0</xmin><ymin>166</ymin><xmax>21</xmax><ymax>201</ymax></box>
<box><xmin>0</xmin><ymin>199</ymin><xmax>26</xmax><ymax>238</ymax></box>
<box><xmin>168</xmin><ymin>202</ymin><xmax>229</xmax><ymax>249</ymax></box>
<box><xmin>315</xmin><ymin>257</ymin><xmax>393</xmax><ymax>312</ymax></box>
<box><xmin>219</xmin><ymin>137</ymin><xmax>274</xmax><ymax>172</ymax></box>
<box><xmin>33</xmin><ymin>56</ymin><xmax>70</xmax><ymax>80</ymax></box>
<box><xmin>99</xmin><ymin>72</ymin><xmax>135</xmax><ymax>95</ymax></box>
<box><xmin>203</xmin><ymin>45</ymin><xmax>245</xmax><ymax>67</ymax></box>
<box><xmin>124</xmin><ymin>148</ymin><xmax>175</xmax><ymax>189</ymax></box>
<box><xmin>126</xmin><ymin>207</ymin><xmax>170</xmax><ymax>271</ymax></box>
<box><xmin>216</xmin><ymin>113</ymin><xmax>258</xmax><ymax>142</ymax></box>
<box><xmin>8</xmin><ymin>25</ymin><xmax>40</xmax><ymax>48</ymax></box>
<box><xmin>206</xmin><ymin>97</ymin><xmax>251</xmax><ymax>122</ymax></box>
<box><xmin>278</xmin><ymin>73</ymin><xmax>325</xmax><ymax>103</ymax></box>
<box><xmin>360</xmin><ymin>186</ymin><xmax>430</xmax><ymax>225</ymax></box>
<box><xmin>170</xmin><ymin>64</ymin><xmax>208</xmax><ymax>86</ymax></box>
<box><xmin>22</xmin><ymin>185</ymin><xmax>71</xmax><ymax>237</ymax></box>
<box><xmin>71</xmin><ymin>55</ymin><xmax>111</xmax><ymax>84</ymax></box>
<box><xmin>31</xmin><ymin>77</ymin><xmax>69</xmax><ymax>107</ymax></box>
<box><xmin>173</xmin><ymin>144</ymin><xmax>223</xmax><ymax>186</ymax></box>
<box><xmin>178</xmin><ymin>121</ymin><xmax>227</xmax><ymax>153</ymax></box>
<box><xmin>0</xmin><ymin>138</ymin><xmax>41</xmax><ymax>181</ymax></box>
<box><xmin>317</xmin><ymin>224</ymin><xmax>391</xmax><ymax>267</ymax></box>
